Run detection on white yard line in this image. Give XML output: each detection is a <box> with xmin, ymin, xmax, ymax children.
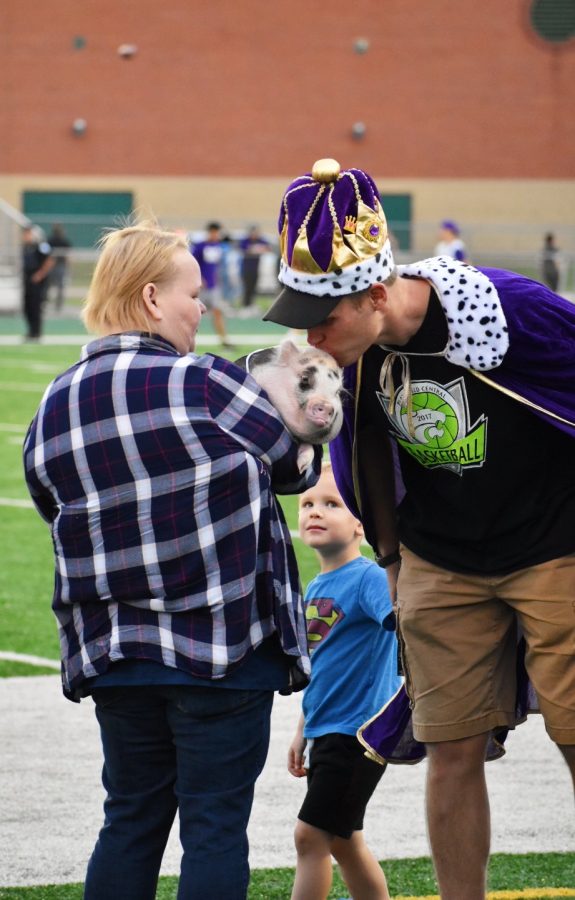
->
<box><xmin>0</xmin><ymin>361</ymin><xmax>63</xmax><ymax>373</ymax></box>
<box><xmin>0</xmin><ymin>650</ymin><xmax>59</xmax><ymax>670</ymax></box>
<box><xmin>0</xmin><ymin>496</ymin><xmax>34</xmax><ymax>509</ymax></box>
<box><xmin>0</xmin><ymin>423</ymin><xmax>27</xmax><ymax>432</ymax></box>
<box><xmin>0</xmin><ymin>336</ymin><xmax>87</xmax><ymax>346</ymax></box>
<box><xmin>0</xmin><ymin>381</ymin><xmax>50</xmax><ymax>392</ymax></box>
<box><xmin>0</xmin><ymin>332</ymin><xmax>295</xmax><ymax>348</ymax></box>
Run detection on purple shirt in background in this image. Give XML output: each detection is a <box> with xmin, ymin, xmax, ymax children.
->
<box><xmin>191</xmin><ymin>239</ymin><xmax>223</xmax><ymax>289</ymax></box>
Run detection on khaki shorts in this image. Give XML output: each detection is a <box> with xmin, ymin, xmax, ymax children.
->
<box><xmin>397</xmin><ymin>546</ymin><xmax>575</xmax><ymax>745</ymax></box>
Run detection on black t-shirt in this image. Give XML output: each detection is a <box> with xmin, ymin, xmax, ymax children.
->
<box><xmin>358</xmin><ymin>289</ymin><xmax>575</xmax><ymax>574</ymax></box>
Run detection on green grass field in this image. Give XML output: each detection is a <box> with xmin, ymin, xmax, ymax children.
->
<box><xmin>1</xmin><ymin>313</ymin><xmax>573</xmax><ymax>899</ymax></box>
<box><xmin>0</xmin><ymin>853</ymin><xmax>574</xmax><ymax>899</ymax></box>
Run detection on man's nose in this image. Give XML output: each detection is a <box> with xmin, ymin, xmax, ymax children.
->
<box><xmin>307</xmin><ymin>327</ymin><xmax>322</xmax><ymax>347</ymax></box>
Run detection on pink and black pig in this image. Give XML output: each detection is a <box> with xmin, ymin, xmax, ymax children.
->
<box><xmin>236</xmin><ymin>339</ymin><xmax>344</xmax><ymax>471</ymax></box>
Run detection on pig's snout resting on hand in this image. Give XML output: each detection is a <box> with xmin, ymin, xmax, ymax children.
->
<box><xmin>237</xmin><ymin>340</ymin><xmax>344</xmax><ymax>472</ymax></box>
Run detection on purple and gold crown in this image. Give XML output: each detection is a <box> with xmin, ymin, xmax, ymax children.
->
<box><xmin>277</xmin><ymin>158</ymin><xmax>395</xmax><ymax>298</ymax></box>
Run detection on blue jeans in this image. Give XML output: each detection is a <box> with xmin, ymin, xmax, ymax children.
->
<box><xmin>84</xmin><ymin>685</ymin><xmax>274</xmax><ymax>900</ymax></box>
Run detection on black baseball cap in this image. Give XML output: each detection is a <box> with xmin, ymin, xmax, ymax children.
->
<box><xmin>263</xmin><ymin>287</ymin><xmax>341</xmax><ymax>329</ymax></box>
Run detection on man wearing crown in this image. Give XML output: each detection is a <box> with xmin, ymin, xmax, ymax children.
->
<box><xmin>264</xmin><ymin>159</ymin><xmax>575</xmax><ymax>900</ymax></box>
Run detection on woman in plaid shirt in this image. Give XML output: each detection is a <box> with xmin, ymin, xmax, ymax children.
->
<box><xmin>23</xmin><ymin>222</ymin><xmax>321</xmax><ymax>900</ymax></box>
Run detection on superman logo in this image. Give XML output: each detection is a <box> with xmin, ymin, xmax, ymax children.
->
<box><xmin>306</xmin><ymin>597</ymin><xmax>345</xmax><ymax>649</ymax></box>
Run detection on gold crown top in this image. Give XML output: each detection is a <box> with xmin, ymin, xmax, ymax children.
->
<box><xmin>280</xmin><ymin>165</ymin><xmax>388</xmax><ymax>275</ymax></box>
<box><xmin>311</xmin><ymin>158</ymin><xmax>341</xmax><ymax>184</ymax></box>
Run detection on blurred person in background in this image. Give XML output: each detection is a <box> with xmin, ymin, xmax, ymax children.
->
<box><xmin>239</xmin><ymin>225</ymin><xmax>270</xmax><ymax>316</ymax></box>
<box><xmin>541</xmin><ymin>232</ymin><xmax>561</xmax><ymax>292</ymax></box>
<box><xmin>21</xmin><ymin>224</ymin><xmax>54</xmax><ymax>342</ymax></box>
<box><xmin>47</xmin><ymin>222</ymin><xmax>73</xmax><ymax>313</ymax></box>
<box><xmin>191</xmin><ymin>221</ymin><xmax>233</xmax><ymax>348</ymax></box>
<box><xmin>219</xmin><ymin>229</ymin><xmax>240</xmax><ymax>305</ymax></box>
<box><xmin>23</xmin><ymin>220</ymin><xmax>320</xmax><ymax>900</ymax></box>
<box><xmin>434</xmin><ymin>219</ymin><xmax>468</xmax><ymax>262</ymax></box>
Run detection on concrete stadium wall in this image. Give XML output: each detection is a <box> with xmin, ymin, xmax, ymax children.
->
<box><xmin>1</xmin><ymin>174</ymin><xmax>573</xmax><ymax>257</ymax></box>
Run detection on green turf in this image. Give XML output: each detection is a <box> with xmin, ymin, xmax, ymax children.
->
<box><xmin>0</xmin><ymin>509</ymin><xmax>59</xmax><ymax>659</ymax></box>
<box><xmin>0</xmin><ymin>852</ymin><xmax>573</xmax><ymax>898</ymax></box>
<box><xmin>0</xmin><ymin>661</ymin><xmax>58</xmax><ymax>677</ymax></box>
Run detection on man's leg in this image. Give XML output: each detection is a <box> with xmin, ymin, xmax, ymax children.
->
<box><xmin>557</xmin><ymin>744</ymin><xmax>575</xmax><ymax>794</ymax></box>
<box><xmin>396</xmin><ymin>550</ymin><xmax>518</xmax><ymax>899</ymax></box>
<box><xmin>54</xmin><ymin>269</ymin><xmax>65</xmax><ymax>311</ymax></box>
<box><xmin>242</xmin><ymin>269</ymin><xmax>258</xmax><ymax>308</ymax></box>
<box><xmin>30</xmin><ymin>283</ymin><xmax>45</xmax><ymax>338</ymax></box>
<box><xmin>425</xmin><ymin>733</ymin><xmax>490</xmax><ymax>900</ymax></box>
<box><xmin>211</xmin><ymin>308</ymin><xmax>232</xmax><ymax>346</ymax></box>
<box><xmin>23</xmin><ymin>283</ymin><xmax>42</xmax><ymax>339</ymax></box>
<box><xmin>169</xmin><ymin>686</ymin><xmax>273</xmax><ymax>900</ymax></box>
<box><xmin>501</xmin><ymin>555</ymin><xmax>575</xmax><ymax>800</ymax></box>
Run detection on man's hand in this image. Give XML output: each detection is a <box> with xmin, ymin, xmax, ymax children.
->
<box><xmin>385</xmin><ymin>559</ymin><xmax>401</xmax><ymax>609</ymax></box>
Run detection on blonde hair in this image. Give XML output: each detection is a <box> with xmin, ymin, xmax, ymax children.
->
<box><xmin>82</xmin><ymin>220</ymin><xmax>189</xmax><ymax>335</ymax></box>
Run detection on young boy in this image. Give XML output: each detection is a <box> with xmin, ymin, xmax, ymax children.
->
<box><xmin>288</xmin><ymin>462</ymin><xmax>402</xmax><ymax>900</ymax></box>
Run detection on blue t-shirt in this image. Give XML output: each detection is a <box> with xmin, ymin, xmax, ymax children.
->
<box><xmin>302</xmin><ymin>556</ymin><xmax>402</xmax><ymax>738</ymax></box>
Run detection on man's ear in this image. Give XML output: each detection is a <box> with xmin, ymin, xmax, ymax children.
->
<box><xmin>142</xmin><ymin>282</ymin><xmax>162</xmax><ymax>322</ymax></box>
<box><xmin>367</xmin><ymin>283</ymin><xmax>388</xmax><ymax>310</ymax></box>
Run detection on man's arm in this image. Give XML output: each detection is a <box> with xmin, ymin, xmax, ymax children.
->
<box><xmin>357</xmin><ymin>422</ymin><xmax>400</xmax><ymax>601</ymax></box>
<box><xmin>31</xmin><ymin>256</ymin><xmax>55</xmax><ymax>284</ymax></box>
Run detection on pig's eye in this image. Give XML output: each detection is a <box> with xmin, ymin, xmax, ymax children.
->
<box><xmin>299</xmin><ymin>366</ymin><xmax>317</xmax><ymax>391</ymax></box>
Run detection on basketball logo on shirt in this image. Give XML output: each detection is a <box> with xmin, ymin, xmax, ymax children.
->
<box><xmin>378</xmin><ymin>376</ymin><xmax>487</xmax><ymax>475</ymax></box>
<box><xmin>306</xmin><ymin>597</ymin><xmax>345</xmax><ymax>651</ymax></box>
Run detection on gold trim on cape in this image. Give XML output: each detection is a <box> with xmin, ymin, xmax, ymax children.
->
<box><xmin>469</xmin><ymin>370</ymin><xmax>575</xmax><ymax>429</ymax></box>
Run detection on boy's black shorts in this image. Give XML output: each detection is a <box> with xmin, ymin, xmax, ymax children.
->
<box><xmin>297</xmin><ymin>732</ymin><xmax>386</xmax><ymax>839</ymax></box>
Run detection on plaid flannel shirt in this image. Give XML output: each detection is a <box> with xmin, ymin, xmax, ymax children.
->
<box><xmin>23</xmin><ymin>333</ymin><xmax>319</xmax><ymax>699</ymax></box>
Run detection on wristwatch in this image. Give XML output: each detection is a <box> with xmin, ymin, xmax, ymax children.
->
<box><xmin>375</xmin><ymin>549</ymin><xmax>401</xmax><ymax>568</ymax></box>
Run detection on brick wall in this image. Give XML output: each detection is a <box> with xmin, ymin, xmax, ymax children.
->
<box><xmin>1</xmin><ymin>0</ymin><xmax>574</xmax><ymax>179</ymax></box>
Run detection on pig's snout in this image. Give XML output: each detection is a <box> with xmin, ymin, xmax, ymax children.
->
<box><xmin>306</xmin><ymin>399</ymin><xmax>335</xmax><ymax>427</ymax></box>
<box><xmin>302</xmin><ymin>394</ymin><xmax>343</xmax><ymax>443</ymax></box>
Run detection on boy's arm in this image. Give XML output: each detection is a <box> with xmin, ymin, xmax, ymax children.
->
<box><xmin>287</xmin><ymin>711</ymin><xmax>307</xmax><ymax>778</ymax></box>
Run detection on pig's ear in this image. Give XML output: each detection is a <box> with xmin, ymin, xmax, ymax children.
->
<box><xmin>277</xmin><ymin>339</ymin><xmax>300</xmax><ymax>364</ymax></box>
